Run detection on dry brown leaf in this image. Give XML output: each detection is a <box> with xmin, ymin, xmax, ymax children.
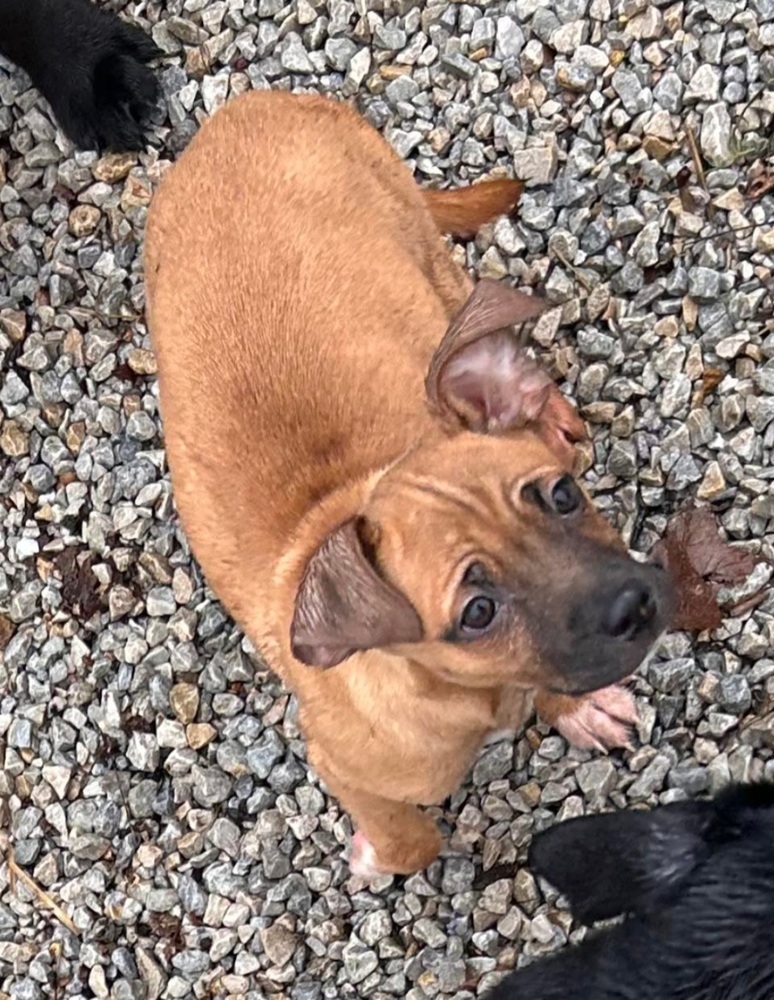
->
<box><xmin>652</xmin><ymin>507</ymin><xmax>761</xmax><ymax>632</ymax></box>
<box><xmin>654</xmin><ymin>540</ymin><xmax>723</xmax><ymax>632</ymax></box>
<box><xmin>54</xmin><ymin>548</ymin><xmax>103</xmax><ymax>621</ymax></box>
<box><xmin>675</xmin><ymin>508</ymin><xmax>758</xmax><ymax>583</ymax></box>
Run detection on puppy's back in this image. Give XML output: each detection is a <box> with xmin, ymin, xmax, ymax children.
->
<box><xmin>144</xmin><ymin>92</ymin><xmax>464</xmax><ymax>624</ymax></box>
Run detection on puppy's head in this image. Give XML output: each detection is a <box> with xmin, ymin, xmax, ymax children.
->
<box><xmin>291</xmin><ymin>279</ymin><xmax>671</xmax><ymax>692</ymax></box>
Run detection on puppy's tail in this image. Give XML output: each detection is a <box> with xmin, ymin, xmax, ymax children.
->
<box><xmin>423</xmin><ymin>178</ymin><xmax>523</xmax><ymax>238</ymax></box>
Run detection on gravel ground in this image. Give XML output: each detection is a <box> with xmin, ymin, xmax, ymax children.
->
<box><xmin>1</xmin><ymin>0</ymin><xmax>774</xmax><ymax>998</ymax></box>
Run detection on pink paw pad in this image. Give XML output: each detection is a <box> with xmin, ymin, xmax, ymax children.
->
<box><xmin>554</xmin><ymin>684</ymin><xmax>638</xmax><ymax>752</ymax></box>
<box><xmin>349</xmin><ymin>831</ymin><xmax>384</xmax><ymax>879</ymax></box>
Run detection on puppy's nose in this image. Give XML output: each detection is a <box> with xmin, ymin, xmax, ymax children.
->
<box><xmin>601</xmin><ymin>580</ymin><xmax>657</xmax><ymax>640</ymax></box>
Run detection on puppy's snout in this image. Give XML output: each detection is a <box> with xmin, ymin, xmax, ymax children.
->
<box><xmin>543</xmin><ymin>557</ymin><xmax>671</xmax><ymax>694</ymax></box>
<box><xmin>601</xmin><ymin>580</ymin><xmax>658</xmax><ymax>641</ymax></box>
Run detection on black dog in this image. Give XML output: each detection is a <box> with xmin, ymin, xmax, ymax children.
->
<box><xmin>0</xmin><ymin>0</ymin><xmax>159</xmax><ymax>151</ymax></box>
<box><xmin>492</xmin><ymin>783</ymin><xmax>774</xmax><ymax>1000</ymax></box>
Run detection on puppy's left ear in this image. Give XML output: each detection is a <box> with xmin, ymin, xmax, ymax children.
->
<box><xmin>291</xmin><ymin>518</ymin><xmax>423</xmax><ymax>668</ymax></box>
<box><xmin>528</xmin><ymin>801</ymin><xmax>715</xmax><ymax>925</ymax></box>
<box><xmin>425</xmin><ymin>280</ymin><xmax>587</xmax><ymax>467</ymax></box>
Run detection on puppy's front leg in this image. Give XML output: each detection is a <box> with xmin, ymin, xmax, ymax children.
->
<box><xmin>324</xmin><ymin>774</ymin><xmax>442</xmax><ymax>877</ymax></box>
<box><xmin>534</xmin><ymin>685</ymin><xmax>637</xmax><ymax>752</ymax></box>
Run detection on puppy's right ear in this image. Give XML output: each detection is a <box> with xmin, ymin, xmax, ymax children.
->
<box><xmin>291</xmin><ymin>519</ymin><xmax>423</xmax><ymax>668</ymax></box>
<box><xmin>528</xmin><ymin>801</ymin><xmax>716</xmax><ymax>925</ymax></box>
<box><xmin>425</xmin><ymin>279</ymin><xmax>586</xmax><ymax>468</ymax></box>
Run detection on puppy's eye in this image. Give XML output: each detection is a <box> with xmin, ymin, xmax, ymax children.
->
<box><xmin>550</xmin><ymin>475</ymin><xmax>583</xmax><ymax>515</ymax></box>
<box><xmin>460</xmin><ymin>596</ymin><xmax>498</xmax><ymax>632</ymax></box>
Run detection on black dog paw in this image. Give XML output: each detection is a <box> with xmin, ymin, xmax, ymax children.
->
<box><xmin>64</xmin><ymin>17</ymin><xmax>162</xmax><ymax>153</ymax></box>
<box><xmin>0</xmin><ymin>0</ymin><xmax>162</xmax><ymax>152</ymax></box>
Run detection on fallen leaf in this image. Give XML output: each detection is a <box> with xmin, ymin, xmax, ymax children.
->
<box><xmin>654</xmin><ymin>539</ymin><xmax>722</xmax><ymax>632</ymax></box>
<box><xmin>54</xmin><ymin>548</ymin><xmax>103</xmax><ymax>621</ymax></box>
<box><xmin>675</xmin><ymin>508</ymin><xmax>758</xmax><ymax>583</ymax></box>
<box><xmin>652</xmin><ymin>507</ymin><xmax>761</xmax><ymax>632</ymax></box>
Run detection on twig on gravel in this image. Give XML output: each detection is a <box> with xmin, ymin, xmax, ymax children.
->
<box><xmin>680</xmin><ymin>224</ymin><xmax>756</xmax><ymax>248</ymax></box>
<box><xmin>552</xmin><ymin>245</ymin><xmax>594</xmax><ymax>292</ymax></box>
<box><xmin>7</xmin><ymin>849</ymin><xmax>79</xmax><ymax>936</ymax></box>
<box><xmin>51</xmin><ymin>941</ymin><xmax>63</xmax><ymax>1000</ymax></box>
<box><xmin>685</xmin><ymin>124</ymin><xmax>717</xmax><ymax>222</ymax></box>
<box><xmin>685</xmin><ymin>125</ymin><xmax>709</xmax><ymax>194</ymax></box>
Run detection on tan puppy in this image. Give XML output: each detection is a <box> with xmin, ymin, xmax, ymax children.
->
<box><xmin>145</xmin><ymin>92</ymin><xmax>670</xmax><ymax>876</ymax></box>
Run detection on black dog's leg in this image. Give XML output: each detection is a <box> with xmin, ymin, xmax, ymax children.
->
<box><xmin>0</xmin><ymin>0</ymin><xmax>161</xmax><ymax>152</ymax></box>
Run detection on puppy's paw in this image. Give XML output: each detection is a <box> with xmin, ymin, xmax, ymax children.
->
<box><xmin>349</xmin><ymin>831</ymin><xmax>384</xmax><ymax>880</ymax></box>
<box><xmin>537</xmin><ymin>684</ymin><xmax>637</xmax><ymax>752</ymax></box>
<box><xmin>349</xmin><ymin>818</ymin><xmax>442</xmax><ymax>877</ymax></box>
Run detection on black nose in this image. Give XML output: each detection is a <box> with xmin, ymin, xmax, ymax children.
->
<box><xmin>601</xmin><ymin>580</ymin><xmax>657</xmax><ymax>640</ymax></box>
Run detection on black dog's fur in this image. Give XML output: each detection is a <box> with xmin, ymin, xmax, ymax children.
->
<box><xmin>492</xmin><ymin>783</ymin><xmax>774</xmax><ymax>1000</ymax></box>
<box><xmin>0</xmin><ymin>0</ymin><xmax>159</xmax><ymax>151</ymax></box>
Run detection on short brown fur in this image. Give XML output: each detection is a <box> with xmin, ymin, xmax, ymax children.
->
<box><xmin>145</xmin><ymin>93</ymin><xmax>668</xmax><ymax>875</ymax></box>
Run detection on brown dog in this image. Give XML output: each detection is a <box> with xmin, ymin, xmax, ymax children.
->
<box><xmin>144</xmin><ymin>92</ymin><xmax>670</xmax><ymax>876</ymax></box>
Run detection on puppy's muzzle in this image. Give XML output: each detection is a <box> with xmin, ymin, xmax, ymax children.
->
<box><xmin>536</xmin><ymin>557</ymin><xmax>672</xmax><ymax>695</ymax></box>
<box><xmin>600</xmin><ymin>578</ymin><xmax>658</xmax><ymax>641</ymax></box>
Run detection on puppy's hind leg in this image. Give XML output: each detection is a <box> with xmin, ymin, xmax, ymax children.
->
<box><xmin>423</xmin><ymin>179</ymin><xmax>523</xmax><ymax>238</ymax></box>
